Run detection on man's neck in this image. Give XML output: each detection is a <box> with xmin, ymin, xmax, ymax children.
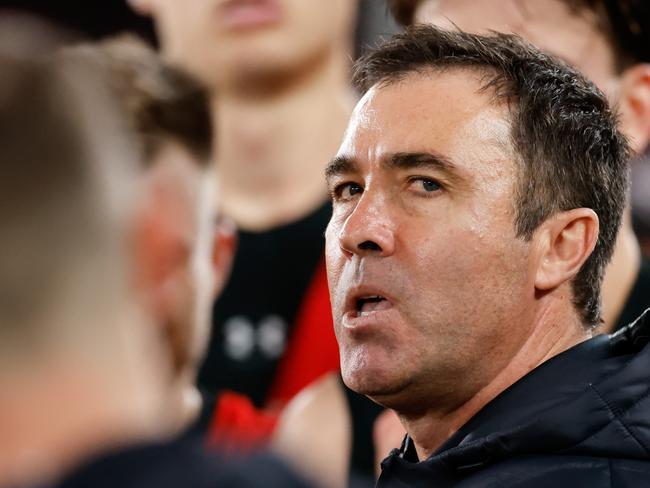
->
<box><xmin>212</xmin><ymin>49</ymin><xmax>355</xmax><ymax>231</ymax></box>
<box><xmin>401</xmin><ymin>305</ymin><xmax>592</xmax><ymax>461</ymax></box>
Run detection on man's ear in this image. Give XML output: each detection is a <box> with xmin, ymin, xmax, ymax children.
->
<box><xmin>534</xmin><ymin>208</ymin><xmax>599</xmax><ymax>291</ymax></box>
<box><xmin>212</xmin><ymin>218</ymin><xmax>237</xmax><ymax>300</ymax></box>
<box><xmin>127</xmin><ymin>0</ymin><xmax>155</xmax><ymax>16</ymax></box>
<box><xmin>617</xmin><ymin>63</ymin><xmax>650</xmax><ymax>154</ymax></box>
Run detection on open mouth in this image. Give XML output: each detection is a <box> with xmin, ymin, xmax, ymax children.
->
<box><xmin>356</xmin><ymin>295</ymin><xmax>391</xmax><ymax>317</ymax></box>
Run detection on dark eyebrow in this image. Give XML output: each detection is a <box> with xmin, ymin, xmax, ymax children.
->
<box><xmin>386</xmin><ymin>152</ymin><xmax>457</xmax><ymax>172</ymax></box>
<box><xmin>325</xmin><ymin>155</ymin><xmax>358</xmax><ymax>180</ymax></box>
<box><xmin>325</xmin><ymin>151</ymin><xmax>467</xmax><ymax>188</ymax></box>
<box><xmin>385</xmin><ymin>152</ymin><xmax>465</xmax><ymax>186</ymax></box>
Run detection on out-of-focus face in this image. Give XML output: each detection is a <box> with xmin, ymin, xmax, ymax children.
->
<box><xmin>139</xmin><ymin>142</ymin><xmax>217</xmax><ymax>382</ymax></box>
<box><xmin>147</xmin><ymin>0</ymin><xmax>357</xmax><ymax>87</ymax></box>
<box><xmin>414</xmin><ymin>0</ymin><xmax>618</xmax><ymax>101</ymax></box>
<box><xmin>325</xmin><ymin>70</ymin><xmax>538</xmax><ymax>413</ymax></box>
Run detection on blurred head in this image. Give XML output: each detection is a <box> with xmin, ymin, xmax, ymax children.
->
<box><xmin>0</xmin><ymin>11</ymin><xmax>80</xmax><ymax>58</ymax></box>
<box><xmin>0</xmin><ymin>55</ymin><xmax>140</xmax><ymax>372</ymax></box>
<box><xmin>130</xmin><ymin>0</ymin><xmax>358</xmax><ymax>90</ymax></box>
<box><xmin>388</xmin><ymin>0</ymin><xmax>650</xmax><ymax>155</ymax></box>
<box><xmin>0</xmin><ymin>48</ymin><xmax>172</xmax><ymax>488</ymax></box>
<box><xmin>0</xmin><ymin>38</ymin><xmax>226</xmax><ymax>485</ymax></box>
<box><xmin>325</xmin><ymin>26</ymin><xmax>628</xmax><ymax>411</ymax></box>
<box><xmin>61</xmin><ymin>37</ymin><xmax>233</xmax><ymax>426</ymax></box>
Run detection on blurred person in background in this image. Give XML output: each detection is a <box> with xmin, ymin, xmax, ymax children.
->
<box><xmin>0</xmin><ymin>46</ymin><xmax>162</xmax><ymax>488</ymax></box>
<box><xmin>62</xmin><ymin>36</ymin><xmax>235</xmax><ymax>434</ymax></box>
<box><xmin>129</xmin><ymin>0</ymin><xmax>387</xmax><ymax>472</ymax></box>
<box><xmin>52</xmin><ymin>36</ymin><xmax>309</xmax><ymax>488</ymax></box>
<box><xmin>0</xmin><ymin>29</ymin><xmax>308</xmax><ymax>487</ymax></box>
<box><xmin>0</xmin><ymin>11</ymin><xmax>80</xmax><ymax>57</ymax></box>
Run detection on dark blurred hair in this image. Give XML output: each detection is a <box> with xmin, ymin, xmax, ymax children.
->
<box><xmin>353</xmin><ymin>25</ymin><xmax>630</xmax><ymax>327</ymax></box>
<box><xmin>387</xmin><ymin>0</ymin><xmax>418</xmax><ymax>27</ymax></box>
<box><xmin>600</xmin><ymin>0</ymin><xmax>650</xmax><ymax>68</ymax></box>
<box><xmin>62</xmin><ymin>35</ymin><xmax>212</xmax><ymax>165</ymax></box>
<box><xmin>387</xmin><ymin>0</ymin><xmax>650</xmax><ymax>70</ymax></box>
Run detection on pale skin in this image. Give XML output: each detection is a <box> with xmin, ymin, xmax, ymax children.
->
<box><xmin>212</xmin><ymin>70</ymin><xmax>355</xmax><ymax>230</ymax></box>
<box><xmin>325</xmin><ymin>69</ymin><xmax>597</xmax><ymax>459</ymax></box>
<box><xmin>133</xmin><ymin>0</ymin><xmax>358</xmax><ymax>230</ymax></box>
<box><xmin>412</xmin><ymin>0</ymin><xmax>650</xmax><ymax>333</ymax></box>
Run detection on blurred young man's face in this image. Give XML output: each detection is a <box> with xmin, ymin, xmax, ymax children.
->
<box><xmin>143</xmin><ymin>0</ymin><xmax>358</xmax><ymax>87</ymax></box>
<box><xmin>137</xmin><ymin>142</ymin><xmax>217</xmax><ymax>390</ymax></box>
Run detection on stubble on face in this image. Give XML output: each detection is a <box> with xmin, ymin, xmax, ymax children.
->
<box><xmin>326</xmin><ymin>70</ymin><xmax>536</xmax><ymax>414</ymax></box>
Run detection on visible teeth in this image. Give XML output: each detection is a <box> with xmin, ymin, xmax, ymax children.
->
<box><xmin>356</xmin><ymin>295</ymin><xmax>390</xmax><ymax>315</ymax></box>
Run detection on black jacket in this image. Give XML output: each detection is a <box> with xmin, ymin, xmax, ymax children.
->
<box><xmin>43</xmin><ymin>437</ymin><xmax>310</xmax><ymax>488</ymax></box>
<box><xmin>378</xmin><ymin>309</ymin><xmax>650</xmax><ymax>487</ymax></box>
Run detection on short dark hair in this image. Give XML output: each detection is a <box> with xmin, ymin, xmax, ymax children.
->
<box><xmin>62</xmin><ymin>35</ymin><xmax>212</xmax><ymax>165</ymax></box>
<box><xmin>387</xmin><ymin>0</ymin><xmax>650</xmax><ymax>69</ymax></box>
<box><xmin>353</xmin><ymin>25</ymin><xmax>630</xmax><ymax>327</ymax></box>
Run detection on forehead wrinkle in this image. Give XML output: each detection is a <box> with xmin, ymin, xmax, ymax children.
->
<box><xmin>343</xmin><ymin>68</ymin><xmax>516</xmax><ymax>185</ymax></box>
<box><xmin>418</xmin><ymin>70</ymin><xmax>516</xmax><ymax>176</ymax></box>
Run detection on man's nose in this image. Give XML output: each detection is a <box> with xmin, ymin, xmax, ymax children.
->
<box><xmin>338</xmin><ymin>193</ymin><xmax>395</xmax><ymax>258</ymax></box>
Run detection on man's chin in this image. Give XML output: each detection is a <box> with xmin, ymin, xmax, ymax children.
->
<box><xmin>342</xmin><ymin>368</ymin><xmax>409</xmax><ymax>405</ymax></box>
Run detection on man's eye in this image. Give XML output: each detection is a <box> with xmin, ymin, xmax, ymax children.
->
<box><xmin>421</xmin><ymin>179</ymin><xmax>441</xmax><ymax>192</ymax></box>
<box><xmin>335</xmin><ymin>182</ymin><xmax>363</xmax><ymax>200</ymax></box>
<box><xmin>410</xmin><ymin>177</ymin><xmax>442</xmax><ymax>193</ymax></box>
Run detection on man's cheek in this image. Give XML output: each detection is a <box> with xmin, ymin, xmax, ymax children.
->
<box><xmin>325</xmin><ymin>249</ymin><xmax>345</xmax><ymax>300</ymax></box>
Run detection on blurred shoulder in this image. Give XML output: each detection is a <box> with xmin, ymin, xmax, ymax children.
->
<box><xmin>273</xmin><ymin>373</ymin><xmax>351</xmax><ymax>488</ymax></box>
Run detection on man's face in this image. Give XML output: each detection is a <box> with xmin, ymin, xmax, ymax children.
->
<box><xmin>325</xmin><ymin>70</ymin><xmax>538</xmax><ymax>412</ymax></box>
<box><xmin>140</xmin><ymin>142</ymin><xmax>217</xmax><ymax>379</ymax></box>
<box><xmin>414</xmin><ymin>0</ymin><xmax>618</xmax><ymax>97</ymax></box>
<box><xmin>146</xmin><ymin>0</ymin><xmax>357</xmax><ymax>87</ymax></box>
